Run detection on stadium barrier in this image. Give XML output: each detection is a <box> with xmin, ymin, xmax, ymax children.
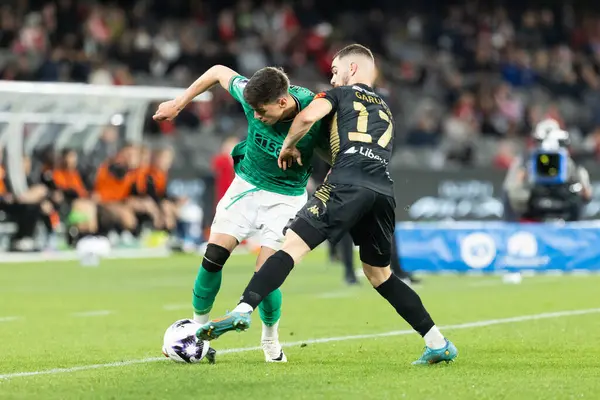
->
<box><xmin>396</xmin><ymin>221</ymin><xmax>600</xmax><ymax>274</ymax></box>
<box><xmin>392</xmin><ymin>166</ymin><xmax>600</xmax><ymax>222</ymax></box>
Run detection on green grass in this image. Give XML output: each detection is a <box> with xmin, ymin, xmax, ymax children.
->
<box><xmin>0</xmin><ymin>250</ymin><xmax>599</xmax><ymax>399</ymax></box>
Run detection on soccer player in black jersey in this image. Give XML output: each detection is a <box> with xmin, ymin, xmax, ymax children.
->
<box><xmin>198</xmin><ymin>44</ymin><xmax>458</xmax><ymax>365</ymax></box>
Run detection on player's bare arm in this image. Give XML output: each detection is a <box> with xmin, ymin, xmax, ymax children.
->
<box><xmin>278</xmin><ymin>98</ymin><xmax>333</xmax><ymax>170</ymax></box>
<box><xmin>153</xmin><ymin>65</ymin><xmax>238</xmax><ymax>121</ymax></box>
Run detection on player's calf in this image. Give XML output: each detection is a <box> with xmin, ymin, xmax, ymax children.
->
<box><xmin>362</xmin><ymin>255</ymin><xmax>457</xmax><ymax>364</ymax></box>
<box><xmin>192</xmin><ymin>242</ymin><xmax>232</xmax><ymax>323</ymax></box>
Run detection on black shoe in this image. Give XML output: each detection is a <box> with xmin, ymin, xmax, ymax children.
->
<box><xmin>345</xmin><ymin>275</ymin><xmax>360</xmax><ymax>286</ymax></box>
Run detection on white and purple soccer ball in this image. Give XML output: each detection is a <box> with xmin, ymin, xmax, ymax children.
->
<box><xmin>162</xmin><ymin>319</ymin><xmax>215</xmax><ymax>363</ymax></box>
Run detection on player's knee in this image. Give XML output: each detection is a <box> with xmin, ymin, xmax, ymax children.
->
<box><xmin>362</xmin><ymin>264</ymin><xmax>392</xmax><ymax>287</ymax></box>
<box><xmin>203</xmin><ymin>243</ymin><xmax>231</xmax><ymax>272</ymax></box>
<box><xmin>359</xmin><ymin>247</ymin><xmax>390</xmax><ymax>269</ymax></box>
<box><xmin>207</xmin><ymin>232</ymin><xmax>238</xmax><ymax>251</ymax></box>
<box><xmin>281</xmin><ymin>230</ymin><xmax>312</xmax><ymax>264</ymax></box>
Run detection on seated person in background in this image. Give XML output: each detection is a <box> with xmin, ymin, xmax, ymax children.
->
<box><xmin>0</xmin><ymin>156</ymin><xmax>14</xmax><ymax>212</ymax></box>
<box><xmin>51</xmin><ymin>149</ymin><xmax>98</xmax><ymax>236</ymax></box>
<box><xmin>0</xmin><ymin>152</ymin><xmax>58</xmax><ymax>251</ymax></box>
<box><xmin>93</xmin><ymin>143</ymin><xmax>138</xmax><ymax>233</ymax></box>
<box><xmin>148</xmin><ymin>147</ymin><xmax>180</xmax><ymax>232</ymax></box>
<box><xmin>129</xmin><ymin>144</ymin><xmax>163</xmax><ymax>230</ymax></box>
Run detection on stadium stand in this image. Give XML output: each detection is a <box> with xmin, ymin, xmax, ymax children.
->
<box><xmin>2</xmin><ymin>0</ymin><xmax>600</xmax><ymax>253</ymax></box>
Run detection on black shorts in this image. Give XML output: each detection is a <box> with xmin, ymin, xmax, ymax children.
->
<box><xmin>0</xmin><ymin>199</ymin><xmax>19</xmax><ymax>215</ymax></box>
<box><xmin>290</xmin><ymin>183</ymin><xmax>395</xmax><ymax>266</ymax></box>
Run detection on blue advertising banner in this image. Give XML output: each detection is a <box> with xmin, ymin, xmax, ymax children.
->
<box><xmin>396</xmin><ymin>221</ymin><xmax>600</xmax><ymax>273</ymax></box>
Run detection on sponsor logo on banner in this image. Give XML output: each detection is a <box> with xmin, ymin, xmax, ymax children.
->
<box><xmin>460</xmin><ymin>232</ymin><xmax>497</xmax><ymax>269</ymax></box>
<box><xmin>392</xmin><ymin>166</ymin><xmax>600</xmax><ymax>221</ymax></box>
<box><xmin>500</xmin><ymin>231</ymin><xmax>550</xmax><ymax>268</ymax></box>
<box><xmin>406</xmin><ymin>180</ymin><xmax>504</xmax><ymax>220</ymax></box>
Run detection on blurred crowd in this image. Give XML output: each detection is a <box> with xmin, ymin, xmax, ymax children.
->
<box><xmin>2</xmin><ymin>0</ymin><xmax>600</xmax><ymax>168</ymax></box>
<box><xmin>0</xmin><ymin>130</ymin><xmax>181</xmax><ymax>251</ymax></box>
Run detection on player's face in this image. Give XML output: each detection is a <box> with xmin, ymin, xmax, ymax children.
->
<box><xmin>330</xmin><ymin>57</ymin><xmax>350</xmax><ymax>87</ymax></box>
<box><xmin>253</xmin><ymin>98</ymin><xmax>286</xmax><ymax>125</ymax></box>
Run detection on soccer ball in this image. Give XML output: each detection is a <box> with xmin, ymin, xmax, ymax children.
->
<box><xmin>162</xmin><ymin>319</ymin><xmax>216</xmax><ymax>363</ymax></box>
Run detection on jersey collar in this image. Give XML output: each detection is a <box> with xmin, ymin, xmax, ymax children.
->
<box><xmin>355</xmin><ymin>83</ymin><xmax>375</xmax><ymax>91</ymax></box>
<box><xmin>279</xmin><ymin>93</ymin><xmax>301</xmax><ymax>123</ymax></box>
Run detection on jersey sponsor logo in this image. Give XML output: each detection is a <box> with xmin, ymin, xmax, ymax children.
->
<box><xmin>315</xmin><ymin>92</ymin><xmax>326</xmax><ymax>99</ymax></box>
<box><xmin>253</xmin><ymin>132</ymin><xmax>282</xmax><ymax>158</ymax></box>
<box><xmin>344</xmin><ymin>146</ymin><xmax>388</xmax><ymax>165</ymax></box>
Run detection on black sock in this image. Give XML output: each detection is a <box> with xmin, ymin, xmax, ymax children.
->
<box><xmin>240</xmin><ymin>250</ymin><xmax>294</xmax><ymax>309</ymax></box>
<box><xmin>375</xmin><ymin>274</ymin><xmax>435</xmax><ymax>336</ymax></box>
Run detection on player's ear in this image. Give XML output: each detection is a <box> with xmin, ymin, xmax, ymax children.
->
<box><xmin>278</xmin><ymin>96</ymin><xmax>287</xmax><ymax>108</ymax></box>
<box><xmin>350</xmin><ymin>62</ymin><xmax>358</xmax><ymax>76</ymax></box>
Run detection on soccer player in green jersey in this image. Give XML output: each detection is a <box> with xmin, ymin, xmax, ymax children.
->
<box><xmin>153</xmin><ymin>65</ymin><xmax>326</xmax><ymax>362</ymax></box>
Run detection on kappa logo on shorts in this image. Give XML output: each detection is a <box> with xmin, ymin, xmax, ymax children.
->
<box><xmin>307</xmin><ymin>205</ymin><xmax>320</xmax><ymax>217</ymax></box>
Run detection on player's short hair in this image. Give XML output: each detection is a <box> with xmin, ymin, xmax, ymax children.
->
<box><xmin>333</xmin><ymin>44</ymin><xmax>374</xmax><ymax>62</ymax></box>
<box><xmin>243</xmin><ymin>67</ymin><xmax>290</xmax><ymax>108</ymax></box>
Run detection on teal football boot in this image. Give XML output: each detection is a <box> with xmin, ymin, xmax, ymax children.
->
<box><xmin>412</xmin><ymin>339</ymin><xmax>458</xmax><ymax>365</ymax></box>
<box><xmin>196</xmin><ymin>311</ymin><xmax>251</xmax><ymax>341</ymax></box>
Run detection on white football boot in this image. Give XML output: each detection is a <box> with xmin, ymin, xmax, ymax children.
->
<box><xmin>261</xmin><ymin>321</ymin><xmax>287</xmax><ymax>363</ymax></box>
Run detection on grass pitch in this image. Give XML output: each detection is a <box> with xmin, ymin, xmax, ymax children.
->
<box><xmin>0</xmin><ymin>250</ymin><xmax>599</xmax><ymax>399</ymax></box>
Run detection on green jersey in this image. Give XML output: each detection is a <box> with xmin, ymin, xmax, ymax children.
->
<box><xmin>228</xmin><ymin>75</ymin><xmax>323</xmax><ymax>196</ymax></box>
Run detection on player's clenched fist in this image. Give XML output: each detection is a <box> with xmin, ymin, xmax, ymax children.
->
<box><xmin>153</xmin><ymin>100</ymin><xmax>182</xmax><ymax>121</ymax></box>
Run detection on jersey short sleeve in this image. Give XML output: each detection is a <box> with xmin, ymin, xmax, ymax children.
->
<box><xmin>317</xmin><ymin>87</ymin><xmax>343</xmax><ymax>111</ymax></box>
<box><xmin>228</xmin><ymin>75</ymin><xmax>250</xmax><ymax>106</ymax></box>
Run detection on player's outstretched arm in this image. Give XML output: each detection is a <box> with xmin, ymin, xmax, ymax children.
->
<box><xmin>279</xmin><ymin>98</ymin><xmax>333</xmax><ymax>170</ymax></box>
<box><xmin>153</xmin><ymin>65</ymin><xmax>239</xmax><ymax>121</ymax></box>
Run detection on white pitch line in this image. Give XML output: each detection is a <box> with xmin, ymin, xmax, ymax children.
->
<box><xmin>0</xmin><ymin>316</ymin><xmax>23</xmax><ymax>323</ymax></box>
<box><xmin>71</xmin><ymin>310</ymin><xmax>113</xmax><ymax>318</ymax></box>
<box><xmin>1</xmin><ymin>307</ymin><xmax>599</xmax><ymax>380</ymax></box>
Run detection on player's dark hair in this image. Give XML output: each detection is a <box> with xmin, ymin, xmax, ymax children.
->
<box><xmin>243</xmin><ymin>67</ymin><xmax>290</xmax><ymax>108</ymax></box>
<box><xmin>334</xmin><ymin>44</ymin><xmax>374</xmax><ymax>61</ymax></box>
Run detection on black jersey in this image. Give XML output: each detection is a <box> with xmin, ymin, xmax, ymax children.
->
<box><xmin>319</xmin><ymin>84</ymin><xmax>394</xmax><ymax>197</ymax></box>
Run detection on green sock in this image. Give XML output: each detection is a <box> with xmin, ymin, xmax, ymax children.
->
<box><xmin>258</xmin><ymin>288</ymin><xmax>282</xmax><ymax>326</ymax></box>
<box><xmin>192</xmin><ymin>265</ymin><xmax>222</xmax><ymax>315</ymax></box>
